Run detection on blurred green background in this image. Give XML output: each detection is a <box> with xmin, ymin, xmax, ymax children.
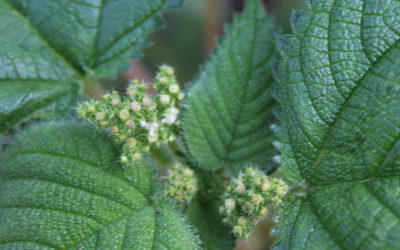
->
<box><xmin>101</xmin><ymin>0</ymin><xmax>305</xmax><ymax>92</ymax></box>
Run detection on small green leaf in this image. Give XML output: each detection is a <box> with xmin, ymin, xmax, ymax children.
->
<box><xmin>275</xmin><ymin>0</ymin><xmax>400</xmax><ymax>248</ymax></box>
<box><xmin>187</xmin><ymin>199</ymin><xmax>234</xmax><ymax>250</ymax></box>
<box><xmin>182</xmin><ymin>0</ymin><xmax>276</xmax><ymax>171</ymax></box>
<box><xmin>0</xmin><ymin>0</ymin><xmax>180</xmax><ymax>134</ymax></box>
<box><xmin>0</xmin><ymin>121</ymin><xmax>200</xmax><ymax>249</ymax></box>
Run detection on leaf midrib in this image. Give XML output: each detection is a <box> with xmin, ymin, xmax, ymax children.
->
<box><xmin>295</xmin><ymin>3</ymin><xmax>400</xmax><ymax>184</ymax></box>
<box><xmin>90</xmin><ymin>0</ymin><xmax>167</xmax><ymax>68</ymax></box>
<box><xmin>4</xmin><ymin>0</ymin><xmax>84</xmax><ymax>77</ymax></box>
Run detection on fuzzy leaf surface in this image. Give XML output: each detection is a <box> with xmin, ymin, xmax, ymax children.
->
<box><xmin>275</xmin><ymin>0</ymin><xmax>400</xmax><ymax>249</ymax></box>
<box><xmin>0</xmin><ymin>0</ymin><xmax>179</xmax><ymax>134</ymax></box>
<box><xmin>187</xmin><ymin>199</ymin><xmax>234</xmax><ymax>250</ymax></box>
<box><xmin>182</xmin><ymin>0</ymin><xmax>276</xmax><ymax>171</ymax></box>
<box><xmin>0</xmin><ymin>121</ymin><xmax>200</xmax><ymax>249</ymax></box>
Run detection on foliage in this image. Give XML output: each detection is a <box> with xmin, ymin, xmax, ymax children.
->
<box><xmin>0</xmin><ymin>0</ymin><xmax>399</xmax><ymax>249</ymax></box>
<box><xmin>274</xmin><ymin>0</ymin><xmax>400</xmax><ymax>249</ymax></box>
<box><xmin>0</xmin><ymin>121</ymin><xmax>199</xmax><ymax>249</ymax></box>
<box><xmin>181</xmin><ymin>0</ymin><xmax>276</xmax><ymax>172</ymax></box>
<box><xmin>0</xmin><ymin>0</ymin><xmax>181</xmax><ymax>135</ymax></box>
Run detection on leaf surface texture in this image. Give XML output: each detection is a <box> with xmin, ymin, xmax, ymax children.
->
<box><xmin>275</xmin><ymin>0</ymin><xmax>400</xmax><ymax>249</ymax></box>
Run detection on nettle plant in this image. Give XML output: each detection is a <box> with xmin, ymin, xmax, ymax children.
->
<box><xmin>0</xmin><ymin>0</ymin><xmax>399</xmax><ymax>249</ymax></box>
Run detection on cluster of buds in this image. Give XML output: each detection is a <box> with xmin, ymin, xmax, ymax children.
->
<box><xmin>164</xmin><ymin>164</ymin><xmax>198</xmax><ymax>203</ymax></box>
<box><xmin>77</xmin><ymin>65</ymin><xmax>184</xmax><ymax>164</ymax></box>
<box><xmin>220</xmin><ymin>168</ymin><xmax>289</xmax><ymax>239</ymax></box>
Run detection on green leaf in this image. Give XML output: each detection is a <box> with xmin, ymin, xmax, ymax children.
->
<box><xmin>0</xmin><ymin>121</ymin><xmax>200</xmax><ymax>249</ymax></box>
<box><xmin>0</xmin><ymin>0</ymin><xmax>180</xmax><ymax>134</ymax></box>
<box><xmin>275</xmin><ymin>0</ymin><xmax>400</xmax><ymax>248</ymax></box>
<box><xmin>7</xmin><ymin>0</ymin><xmax>181</xmax><ymax>77</ymax></box>
<box><xmin>187</xmin><ymin>199</ymin><xmax>234</xmax><ymax>250</ymax></box>
<box><xmin>182</xmin><ymin>0</ymin><xmax>276</xmax><ymax>171</ymax></box>
<box><xmin>0</xmin><ymin>82</ymin><xmax>79</xmax><ymax>135</ymax></box>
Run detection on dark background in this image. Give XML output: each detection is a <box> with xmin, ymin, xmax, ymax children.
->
<box><xmin>102</xmin><ymin>0</ymin><xmax>306</xmax><ymax>93</ymax></box>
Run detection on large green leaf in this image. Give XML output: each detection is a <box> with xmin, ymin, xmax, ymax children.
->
<box><xmin>0</xmin><ymin>121</ymin><xmax>200</xmax><ymax>249</ymax></box>
<box><xmin>274</xmin><ymin>0</ymin><xmax>400</xmax><ymax>249</ymax></box>
<box><xmin>0</xmin><ymin>0</ymin><xmax>180</xmax><ymax>135</ymax></box>
<box><xmin>182</xmin><ymin>0</ymin><xmax>276</xmax><ymax>171</ymax></box>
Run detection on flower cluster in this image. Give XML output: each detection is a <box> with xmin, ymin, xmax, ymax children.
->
<box><xmin>164</xmin><ymin>164</ymin><xmax>198</xmax><ymax>203</ymax></box>
<box><xmin>219</xmin><ymin>168</ymin><xmax>289</xmax><ymax>239</ymax></box>
<box><xmin>77</xmin><ymin>65</ymin><xmax>184</xmax><ymax>164</ymax></box>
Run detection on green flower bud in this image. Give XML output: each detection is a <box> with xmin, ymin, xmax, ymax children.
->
<box><xmin>219</xmin><ymin>167</ymin><xmax>289</xmax><ymax>239</ymax></box>
<box><xmin>110</xmin><ymin>126</ymin><xmax>119</xmax><ymax>134</ymax></box>
<box><xmin>159</xmin><ymin>95</ymin><xmax>170</xmax><ymax>105</ymax></box>
<box><xmin>95</xmin><ymin>112</ymin><xmax>105</xmax><ymax>121</ymax></box>
<box><xmin>131</xmin><ymin>153</ymin><xmax>142</xmax><ymax>161</ymax></box>
<box><xmin>119</xmin><ymin>109</ymin><xmax>130</xmax><ymax>121</ymax></box>
<box><xmin>120</xmin><ymin>155</ymin><xmax>128</xmax><ymax>164</ymax></box>
<box><xmin>87</xmin><ymin>105</ymin><xmax>96</xmax><ymax>112</ymax></box>
<box><xmin>126</xmin><ymin>138</ymin><xmax>137</xmax><ymax>148</ymax></box>
<box><xmin>160</xmin><ymin>65</ymin><xmax>174</xmax><ymax>76</ymax></box>
<box><xmin>142</xmin><ymin>96</ymin><xmax>153</xmax><ymax>106</ymax></box>
<box><xmin>131</xmin><ymin>101</ymin><xmax>141</xmax><ymax>112</ymax></box>
<box><xmin>125</xmin><ymin>120</ymin><xmax>135</xmax><ymax>128</ymax></box>
<box><xmin>164</xmin><ymin>164</ymin><xmax>198</xmax><ymax>203</ymax></box>
<box><xmin>111</xmin><ymin>97</ymin><xmax>121</xmax><ymax>106</ymax></box>
<box><xmin>169</xmin><ymin>84</ymin><xmax>180</xmax><ymax>94</ymax></box>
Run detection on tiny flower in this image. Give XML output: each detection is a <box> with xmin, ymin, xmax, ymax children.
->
<box><xmin>140</xmin><ymin>121</ymin><xmax>148</xmax><ymax>128</ymax></box>
<box><xmin>233</xmin><ymin>226</ymin><xmax>243</xmax><ymax>237</ymax></box>
<box><xmin>142</xmin><ymin>96</ymin><xmax>153</xmax><ymax>106</ymax></box>
<box><xmin>237</xmin><ymin>217</ymin><xmax>248</xmax><ymax>226</ymax></box>
<box><xmin>169</xmin><ymin>84</ymin><xmax>180</xmax><ymax>94</ymax></box>
<box><xmin>169</xmin><ymin>107</ymin><xmax>179</xmax><ymax>116</ymax></box>
<box><xmin>225</xmin><ymin>198</ymin><xmax>236</xmax><ymax>211</ymax></box>
<box><xmin>159</xmin><ymin>77</ymin><xmax>168</xmax><ymax>85</ymax></box>
<box><xmin>219</xmin><ymin>167</ymin><xmax>289</xmax><ymax>240</ymax></box>
<box><xmin>251</xmin><ymin>194</ymin><xmax>263</xmax><ymax>205</ymax></box>
<box><xmin>120</xmin><ymin>155</ymin><xmax>128</xmax><ymax>163</ymax></box>
<box><xmin>126</xmin><ymin>138</ymin><xmax>137</xmax><ymax>148</ymax></box>
<box><xmin>100</xmin><ymin>121</ymin><xmax>109</xmax><ymax>127</ymax></box>
<box><xmin>131</xmin><ymin>101</ymin><xmax>141</xmax><ymax>112</ymax></box>
<box><xmin>125</xmin><ymin>120</ymin><xmax>135</xmax><ymax>128</ymax></box>
<box><xmin>275</xmin><ymin>185</ymin><xmax>288</xmax><ymax>196</ymax></box>
<box><xmin>112</xmin><ymin>97</ymin><xmax>121</xmax><ymax>106</ymax></box>
<box><xmin>131</xmin><ymin>153</ymin><xmax>142</xmax><ymax>161</ymax></box>
<box><xmin>127</xmin><ymin>87</ymin><xmax>136</xmax><ymax>96</ymax></box>
<box><xmin>160</xmin><ymin>65</ymin><xmax>174</xmax><ymax>76</ymax></box>
<box><xmin>164</xmin><ymin>164</ymin><xmax>198</xmax><ymax>203</ymax></box>
<box><xmin>111</xmin><ymin>126</ymin><xmax>119</xmax><ymax>134</ymax></box>
<box><xmin>182</xmin><ymin>168</ymin><xmax>193</xmax><ymax>178</ymax></box>
<box><xmin>178</xmin><ymin>92</ymin><xmax>185</xmax><ymax>100</ymax></box>
<box><xmin>261</xmin><ymin>181</ymin><xmax>272</xmax><ymax>192</ymax></box>
<box><xmin>95</xmin><ymin>112</ymin><xmax>105</xmax><ymax>121</ymax></box>
<box><xmin>259</xmin><ymin>207</ymin><xmax>268</xmax><ymax>218</ymax></box>
<box><xmin>159</xmin><ymin>95</ymin><xmax>170</xmax><ymax>105</ymax></box>
<box><xmin>244</xmin><ymin>202</ymin><xmax>255</xmax><ymax>213</ymax></box>
<box><xmin>162</xmin><ymin>107</ymin><xmax>179</xmax><ymax>125</ymax></box>
<box><xmin>119</xmin><ymin>109</ymin><xmax>130</xmax><ymax>121</ymax></box>
<box><xmin>234</xmin><ymin>179</ymin><xmax>246</xmax><ymax>194</ymax></box>
<box><xmin>87</xmin><ymin>105</ymin><xmax>96</xmax><ymax>112</ymax></box>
